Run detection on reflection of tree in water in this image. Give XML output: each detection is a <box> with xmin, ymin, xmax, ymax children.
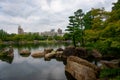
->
<box><xmin>14</xmin><ymin>43</ymin><xmax>39</xmax><ymax>50</ymax></box>
<box><xmin>0</xmin><ymin>46</ymin><xmax>14</xmax><ymax>64</ymax></box>
<box><xmin>13</xmin><ymin>42</ymin><xmax>69</xmax><ymax>49</ymax></box>
<box><xmin>0</xmin><ymin>55</ymin><xmax>14</xmax><ymax>64</ymax></box>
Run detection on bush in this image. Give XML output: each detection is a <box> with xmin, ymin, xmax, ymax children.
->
<box><xmin>100</xmin><ymin>68</ymin><xmax>120</xmax><ymax>79</ymax></box>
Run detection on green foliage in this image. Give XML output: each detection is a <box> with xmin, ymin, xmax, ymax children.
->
<box><xmin>108</xmin><ymin>0</ymin><xmax>120</xmax><ymax>22</ymax></box>
<box><xmin>0</xmin><ymin>29</ymin><xmax>9</xmax><ymax>41</ymax></box>
<box><xmin>100</xmin><ymin>68</ymin><xmax>120</xmax><ymax>79</ymax></box>
<box><xmin>66</xmin><ymin>16</ymin><xmax>78</xmax><ymax>47</ymax></box>
<box><xmin>83</xmin><ymin>5</ymin><xmax>120</xmax><ymax>55</ymax></box>
<box><xmin>102</xmin><ymin>21</ymin><xmax>120</xmax><ymax>39</ymax></box>
<box><xmin>83</xmin><ymin>11</ymin><xmax>93</xmax><ymax>30</ymax></box>
<box><xmin>85</xmin><ymin>30</ymin><xmax>100</xmax><ymax>43</ymax></box>
<box><xmin>112</xmin><ymin>0</ymin><xmax>120</xmax><ymax>10</ymax></box>
<box><xmin>111</xmin><ymin>76</ymin><xmax>120</xmax><ymax>80</ymax></box>
<box><xmin>0</xmin><ymin>30</ymin><xmax>64</xmax><ymax>43</ymax></box>
<box><xmin>54</xmin><ymin>35</ymin><xmax>63</xmax><ymax>41</ymax></box>
<box><xmin>66</xmin><ymin>9</ymin><xmax>84</xmax><ymax>47</ymax></box>
<box><xmin>63</xmin><ymin>33</ymin><xmax>71</xmax><ymax>40</ymax></box>
<box><xmin>0</xmin><ymin>39</ymin><xmax>2</xmax><ymax>44</ymax></box>
<box><xmin>65</xmin><ymin>4</ymin><xmax>120</xmax><ymax>54</ymax></box>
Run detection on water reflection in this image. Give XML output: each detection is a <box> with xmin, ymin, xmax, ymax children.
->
<box><xmin>0</xmin><ymin>55</ymin><xmax>13</xmax><ymax>64</ymax></box>
<box><xmin>0</xmin><ymin>43</ymin><xmax>69</xmax><ymax>80</ymax></box>
<box><xmin>0</xmin><ymin>59</ymin><xmax>66</xmax><ymax>80</ymax></box>
<box><xmin>0</xmin><ymin>47</ymin><xmax>14</xmax><ymax>64</ymax></box>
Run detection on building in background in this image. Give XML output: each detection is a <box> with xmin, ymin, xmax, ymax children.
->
<box><xmin>18</xmin><ymin>25</ymin><xmax>24</xmax><ymax>34</ymax></box>
<box><xmin>57</xmin><ymin>28</ymin><xmax>63</xmax><ymax>36</ymax></box>
<box><xmin>57</xmin><ymin>28</ymin><xmax>62</xmax><ymax>34</ymax></box>
<box><xmin>41</xmin><ymin>29</ymin><xmax>57</xmax><ymax>36</ymax></box>
<box><xmin>17</xmin><ymin>26</ymin><xmax>64</xmax><ymax>37</ymax></box>
<box><xmin>50</xmin><ymin>29</ymin><xmax>55</xmax><ymax>32</ymax></box>
<box><xmin>40</xmin><ymin>28</ymin><xmax>64</xmax><ymax>37</ymax></box>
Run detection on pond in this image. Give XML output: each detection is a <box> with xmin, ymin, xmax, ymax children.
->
<box><xmin>0</xmin><ymin>43</ymin><xmax>71</xmax><ymax>80</ymax></box>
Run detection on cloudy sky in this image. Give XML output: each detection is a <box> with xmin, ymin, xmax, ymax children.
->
<box><xmin>0</xmin><ymin>0</ymin><xmax>117</xmax><ymax>33</ymax></box>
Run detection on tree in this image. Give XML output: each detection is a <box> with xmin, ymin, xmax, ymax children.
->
<box><xmin>74</xmin><ymin>9</ymin><xmax>84</xmax><ymax>46</ymax></box>
<box><xmin>0</xmin><ymin>29</ymin><xmax>8</xmax><ymax>41</ymax></box>
<box><xmin>84</xmin><ymin>8</ymin><xmax>110</xmax><ymax>44</ymax></box>
<box><xmin>108</xmin><ymin>0</ymin><xmax>120</xmax><ymax>22</ymax></box>
<box><xmin>83</xmin><ymin>11</ymin><xmax>93</xmax><ymax>30</ymax></box>
<box><xmin>66</xmin><ymin>16</ymin><xmax>78</xmax><ymax>47</ymax></box>
<box><xmin>63</xmin><ymin>33</ymin><xmax>71</xmax><ymax>40</ymax></box>
<box><xmin>65</xmin><ymin>9</ymin><xmax>85</xmax><ymax>47</ymax></box>
<box><xmin>100</xmin><ymin>0</ymin><xmax>120</xmax><ymax>54</ymax></box>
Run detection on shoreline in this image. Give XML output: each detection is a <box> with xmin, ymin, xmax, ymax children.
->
<box><xmin>0</xmin><ymin>40</ymin><xmax>71</xmax><ymax>45</ymax></box>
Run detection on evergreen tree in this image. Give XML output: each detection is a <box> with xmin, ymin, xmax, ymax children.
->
<box><xmin>66</xmin><ymin>16</ymin><xmax>78</xmax><ymax>47</ymax></box>
<box><xmin>74</xmin><ymin>9</ymin><xmax>85</xmax><ymax>46</ymax></box>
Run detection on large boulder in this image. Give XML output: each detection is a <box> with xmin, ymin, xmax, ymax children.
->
<box><xmin>44</xmin><ymin>48</ymin><xmax>53</xmax><ymax>54</ymax></box>
<box><xmin>63</xmin><ymin>46</ymin><xmax>75</xmax><ymax>57</ymax></box>
<box><xmin>56</xmin><ymin>48</ymin><xmax>64</xmax><ymax>51</ymax></box>
<box><xmin>55</xmin><ymin>51</ymin><xmax>63</xmax><ymax>58</ymax></box>
<box><xmin>91</xmin><ymin>49</ymin><xmax>102</xmax><ymax>59</ymax></box>
<box><xmin>44</xmin><ymin>51</ymin><xmax>56</xmax><ymax>60</ymax></box>
<box><xmin>20</xmin><ymin>50</ymin><xmax>31</xmax><ymax>55</ymax></box>
<box><xmin>31</xmin><ymin>51</ymin><xmax>44</xmax><ymax>58</ymax></box>
<box><xmin>75</xmin><ymin>47</ymin><xmax>88</xmax><ymax>58</ymax></box>
<box><xmin>65</xmin><ymin>56</ymin><xmax>99</xmax><ymax>80</ymax></box>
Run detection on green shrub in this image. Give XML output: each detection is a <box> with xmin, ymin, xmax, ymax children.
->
<box><xmin>100</xmin><ymin>68</ymin><xmax>120</xmax><ymax>79</ymax></box>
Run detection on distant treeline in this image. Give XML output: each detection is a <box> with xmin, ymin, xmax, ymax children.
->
<box><xmin>0</xmin><ymin>29</ymin><xmax>72</xmax><ymax>42</ymax></box>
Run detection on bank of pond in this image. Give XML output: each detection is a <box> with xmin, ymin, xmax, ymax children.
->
<box><xmin>0</xmin><ymin>44</ymin><xmax>120</xmax><ymax>80</ymax></box>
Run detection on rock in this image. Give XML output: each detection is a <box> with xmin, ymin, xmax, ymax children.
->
<box><xmin>55</xmin><ymin>51</ymin><xmax>63</xmax><ymax>58</ymax></box>
<box><xmin>44</xmin><ymin>51</ymin><xmax>56</xmax><ymax>60</ymax></box>
<box><xmin>44</xmin><ymin>48</ymin><xmax>53</xmax><ymax>54</ymax></box>
<box><xmin>100</xmin><ymin>59</ymin><xmax>120</xmax><ymax>69</ymax></box>
<box><xmin>65</xmin><ymin>56</ymin><xmax>99</xmax><ymax>80</ymax></box>
<box><xmin>91</xmin><ymin>49</ymin><xmax>102</xmax><ymax>59</ymax></box>
<box><xmin>63</xmin><ymin>46</ymin><xmax>75</xmax><ymax>57</ymax></box>
<box><xmin>31</xmin><ymin>51</ymin><xmax>44</xmax><ymax>58</ymax></box>
<box><xmin>75</xmin><ymin>47</ymin><xmax>88</xmax><ymax>58</ymax></box>
<box><xmin>20</xmin><ymin>50</ymin><xmax>31</xmax><ymax>55</ymax></box>
<box><xmin>56</xmin><ymin>48</ymin><xmax>64</xmax><ymax>51</ymax></box>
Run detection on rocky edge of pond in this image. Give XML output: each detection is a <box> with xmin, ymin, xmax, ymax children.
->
<box><xmin>19</xmin><ymin>46</ymin><xmax>120</xmax><ymax>80</ymax></box>
<box><xmin>0</xmin><ymin>46</ymin><xmax>120</xmax><ymax>80</ymax></box>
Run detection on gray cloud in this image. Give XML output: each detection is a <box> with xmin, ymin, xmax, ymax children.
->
<box><xmin>0</xmin><ymin>0</ymin><xmax>117</xmax><ymax>33</ymax></box>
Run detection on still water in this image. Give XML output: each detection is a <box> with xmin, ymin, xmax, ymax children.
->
<box><xmin>0</xmin><ymin>43</ymin><xmax>69</xmax><ymax>80</ymax></box>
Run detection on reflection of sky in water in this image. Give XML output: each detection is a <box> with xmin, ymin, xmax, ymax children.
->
<box><xmin>0</xmin><ymin>47</ymin><xmax>67</xmax><ymax>80</ymax></box>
